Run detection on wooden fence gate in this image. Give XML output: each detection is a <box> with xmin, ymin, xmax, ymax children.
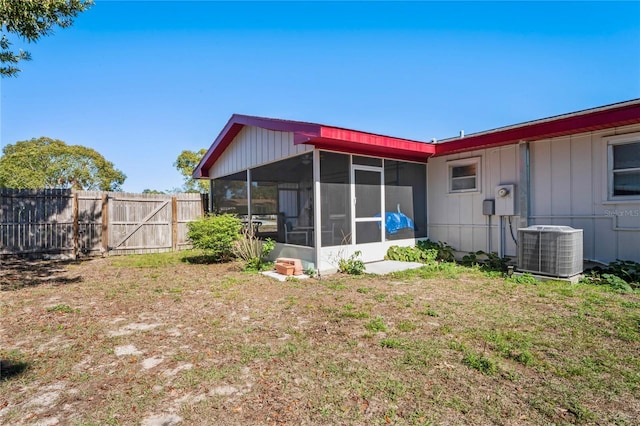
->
<box><xmin>0</xmin><ymin>189</ymin><xmax>205</xmax><ymax>258</ymax></box>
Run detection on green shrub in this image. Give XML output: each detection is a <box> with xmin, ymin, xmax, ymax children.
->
<box><xmin>416</xmin><ymin>239</ymin><xmax>455</xmax><ymax>262</ymax></box>
<box><xmin>581</xmin><ymin>259</ymin><xmax>640</xmax><ymax>292</ymax></box>
<box><xmin>338</xmin><ymin>250</ymin><xmax>366</xmax><ymax>275</ymax></box>
<box><xmin>186</xmin><ymin>214</ymin><xmax>242</xmax><ymax>261</ymax></box>
<box><xmin>386</xmin><ymin>245</ymin><xmax>437</xmax><ymax>264</ymax></box>
<box><xmin>233</xmin><ymin>228</ymin><xmax>275</xmax><ymax>272</ymax></box>
<box><xmin>461</xmin><ymin>250</ymin><xmax>510</xmax><ymax>273</ymax></box>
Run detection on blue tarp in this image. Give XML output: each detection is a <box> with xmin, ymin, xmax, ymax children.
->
<box><xmin>375</xmin><ymin>212</ymin><xmax>415</xmax><ymax>234</ymax></box>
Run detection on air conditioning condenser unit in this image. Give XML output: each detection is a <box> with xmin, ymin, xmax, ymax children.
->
<box><xmin>517</xmin><ymin>225</ymin><xmax>583</xmax><ymax>278</ymax></box>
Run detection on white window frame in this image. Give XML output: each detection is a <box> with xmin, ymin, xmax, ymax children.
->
<box><xmin>448</xmin><ymin>157</ymin><xmax>481</xmax><ymax>194</ymax></box>
<box><xmin>607</xmin><ymin>135</ymin><xmax>640</xmax><ymax>200</ymax></box>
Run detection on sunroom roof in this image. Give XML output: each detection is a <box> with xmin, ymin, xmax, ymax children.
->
<box><xmin>193</xmin><ymin>114</ymin><xmax>436</xmax><ymax>179</ymax></box>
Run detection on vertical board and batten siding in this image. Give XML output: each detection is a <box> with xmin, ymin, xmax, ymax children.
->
<box><xmin>427</xmin><ymin>145</ymin><xmax>520</xmax><ymax>256</ymax></box>
<box><xmin>0</xmin><ymin>190</ymin><xmax>203</xmax><ymax>257</ymax></box>
<box><xmin>209</xmin><ymin>126</ymin><xmax>313</xmax><ymax>179</ymax></box>
<box><xmin>529</xmin><ymin>123</ymin><xmax>640</xmax><ymax>263</ymax></box>
<box><xmin>428</xmin><ymin>123</ymin><xmax>640</xmax><ymax>264</ymax></box>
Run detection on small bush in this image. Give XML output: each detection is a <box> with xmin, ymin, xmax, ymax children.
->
<box><xmin>186</xmin><ymin>214</ymin><xmax>241</xmax><ymax>261</ymax></box>
<box><xmin>416</xmin><ymin>239</ymin><xmax>455</xmax><ymax>262</ymax></box>
<box><xmin>386</xmin><ymin>245</ymin><xmax>437</xmax><ymax>264</ymax></box>
<box><xmin>581</xmin><ymin>259</ymin><xmax>640</xmax><ymax>292</ymax></box>
<box><xmin>461</xmin><ymin>250</ymin><xmax>510</xmax><ymax>273</ymax></box>
<box><xmin>338</xmin><ymin>250</ymin><xmax>366</xmax><ymax>275</ymax></box>
<box><xmin>233</xmin><ymin>228</ymin><xmax>275</xmax><ymax>272</ymax></box>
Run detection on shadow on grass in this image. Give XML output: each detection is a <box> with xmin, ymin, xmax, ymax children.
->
<box><xmin>180</xmin><ymin>254</ymin><xmax>228</xmax><ymax>265</ymax></box>
<box><xmin>0</xmin><ymin>358</ymin><xmax>29</xmax><ymax>382</ymax></box>
<box><xmin>0</xmin><ymin>257</ymin><xmax>84</xmax><ymax>291</ymax></box>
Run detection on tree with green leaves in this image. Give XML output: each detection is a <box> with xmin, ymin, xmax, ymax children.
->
<box><xmin>174</xmin><ymin>148</ymin><xmax>209</xmax><ymax>193</ymax></box>
<box><xmin>0</xmin><ymin>137</ymin><xmax>126</xmax><ymax>190</ymax></box>
<box><xmin>1</xmin><ymin>0</ymin><xmax>93</xmax><ymax>77</ymax></box>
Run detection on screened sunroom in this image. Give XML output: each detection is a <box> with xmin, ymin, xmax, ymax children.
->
<box><xmin>193</xmin><ymin>115</ymin><xmax>436</xmax><ymax>273</ymax></box>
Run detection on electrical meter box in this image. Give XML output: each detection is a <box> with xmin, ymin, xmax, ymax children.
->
<box><xmin>482</xmin><ymin>199</ymin><xmax>495</xmax><ymax>216</ymax></box>
<box><xmin>494</xmin><ymin>184</ymin><xmax>516</xmax><ymax>216</ymax></box>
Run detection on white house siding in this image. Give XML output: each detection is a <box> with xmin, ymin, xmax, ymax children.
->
<box><xmin>208</xmin><ymin>126</ymin><xmax>312</xmax><ymax>179</ymax></box>
<box><xmin>427</xmin><ymin>145</ymin><xmax>520</xmax><ymax>257</ymax></box>
<box><xmin>529</xmin><ymin>123</ymin><xmax>640</xmax><ymax>263</ymax></box>
<box><xmin>428</xmin><ymin>123</ymin><xmax>640</xmax><ymax>264</ymax></box>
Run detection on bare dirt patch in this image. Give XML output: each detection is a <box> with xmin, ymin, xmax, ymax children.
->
<box><xmin>1</xmin><ymin>252</ymin><xmax>639</xmax><ymax>425</ymax></box>
<box><xmin>0</xmin><ymin>257</ymin><xmax>82</xmax><ymax>291</ymax></box>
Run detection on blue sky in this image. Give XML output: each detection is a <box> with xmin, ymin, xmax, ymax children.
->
<box><xmin>2</xmin><ymin>1</ymin><xmax>639</xmax><ymax>193</ymax></box>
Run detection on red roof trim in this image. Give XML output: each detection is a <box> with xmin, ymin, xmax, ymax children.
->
<box><xmin>313</xmin><ymin>127</ymin><xmax>435</xmax><ymax>162</ymax></box>
<box><xmin>193</xmin><ymin>115</ymin><xmax>322</xmax><ymax>178</ymax></box>
<box><xmin>193</xmin><ymin>115</ymin><xmax>435</xmax><ymax>178</ymax></box>
<box><xmin>434</xmin><ymin>100</ymin><xmax>640</xmax><ymax>156</ymax></box>
<box><xmin>194</xmin><ymin>100</ymin><xmax>640</xmax><ymax>178</ymax></box>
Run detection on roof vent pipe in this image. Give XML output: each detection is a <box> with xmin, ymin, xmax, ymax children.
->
<box><xmin>459</xmin><ymin>130</ymin><xmax>464</xmax><ymax>138</ymax></box>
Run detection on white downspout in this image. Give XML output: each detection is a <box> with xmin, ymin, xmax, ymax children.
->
<box><xmin>246</xmin><ymin>169</ymin><xmax>252</xmax><ymax>223</ymax></box>
<box><xmin>313</xmin><ymin>149</ymin><xmax>322</xmax><ymax>277</ymax></box>
<box><xmin>519</xmin><ymin>141</ymin><xmax>531</xmax><ymax>229</ymax></box>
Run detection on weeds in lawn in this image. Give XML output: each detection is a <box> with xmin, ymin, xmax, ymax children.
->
<box><xmin>365</xmin><ymin>316</ymin><xmax>388</xmax><ymax>333</ymax></box>
<box><xmin>420</xmin><ymin>306</ymin><xmax>439</xmax><ymax>317</ymax></box>
<box><xmin>393</xmin><ymin>293</ymin><xmax>414</xmax><ymax>307</ymax></box>
<box><xmin>507</xmin><ymin>273</ymin><xmax>538</xmax><ymax>284</ymax></box>
<box><xmin>340</xmin><ymin>303</ymin><xmax>370</xmax><ymax>319</ymax></box>
<box><xmin>2</xmin><ymin>250</ymin><xmax>640</xmax><ymax>425</ymax></box>
<box><xmin>396</xmin><ymin>320</ymin><xmax>417</xmax><ymax>332</ymax></box>
<box><xmin>484</xmin><ymin>330</ymin><xmax>535</xmax><ymax>366</ymax></box>
<box><xmin>462</xmin><ymin>350</ymin><xmax>498</xmax><ymax>375</ymax></box>
<box><xmin>110</xmin><ymin>251</ymin><xmax>185</xmax><ymax>268</ymax></box>
<box><xmin>373</xmin><ymin>293</ymin><xmax>387</xmax><ymax>302</ymax></box>
<box><xmin>380</xmin><ymin>338</ymin><xmax>404</xmax><ymax>349</ymax></box>
<box><xmin>46</xmin><ymin>304</ymin><xmax>77</xmax><ymax>313</ymax></box>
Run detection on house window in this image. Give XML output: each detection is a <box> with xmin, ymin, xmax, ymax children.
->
<box><xmin>449</xmin><ymin>158</ymin><xmax>480</xmax><ymax>193</ymax></box>
<box><xmin>610</xmin><ymin>140</ymin><xmax>640</xmax><ymax>198</ymax></box>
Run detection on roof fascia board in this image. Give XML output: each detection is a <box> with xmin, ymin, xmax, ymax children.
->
<box><xmin>193</xmin><ymin>114</ymin><xmax>322</xmax><ymax>178</ymax></box>
<box><xmin>435</xmin><ymin>100</ymin><xmax>640</xmax><ymax>156</ymax></box>
<box><xmin>313</xmin><ymin>127</ymin><xmax>436</xmax><ymax>161</ymax></box>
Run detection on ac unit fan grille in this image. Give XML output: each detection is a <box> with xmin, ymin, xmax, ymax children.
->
<box><xmin>517</xmin><ymin>226</ymin><xmax>583</xmax><ymax>278</ymax></box>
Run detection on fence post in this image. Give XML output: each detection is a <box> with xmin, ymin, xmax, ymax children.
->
<box><xmin>200</xmin><ymin>193</ymin><xmax>207</xmax><ymax>216</ymax></box>
<box><xmin>101</xmin><ymin>193</ymin><xmax>109</xmax><ymax>256</ymax></box>
<box><xmin>171</xmin><ymin>196</ymin><xmax>178</xmax><ymax>251</ymax></box>
<box><xmin>73</xmin><ymin>192</ymin><xmax>79</xmax><ymax>259</ymax></box>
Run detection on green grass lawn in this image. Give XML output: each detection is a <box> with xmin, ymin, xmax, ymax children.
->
<box><xmin>1</xmin><ymin>251</ymin><xmax>639</xmax><ymax>425</ymax></box>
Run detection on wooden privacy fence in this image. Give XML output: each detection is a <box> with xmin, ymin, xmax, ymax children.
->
<box><xmin>0</xmin><ymin>189</ymin><xmax>206</xmax><ymax>258</ymax></box>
